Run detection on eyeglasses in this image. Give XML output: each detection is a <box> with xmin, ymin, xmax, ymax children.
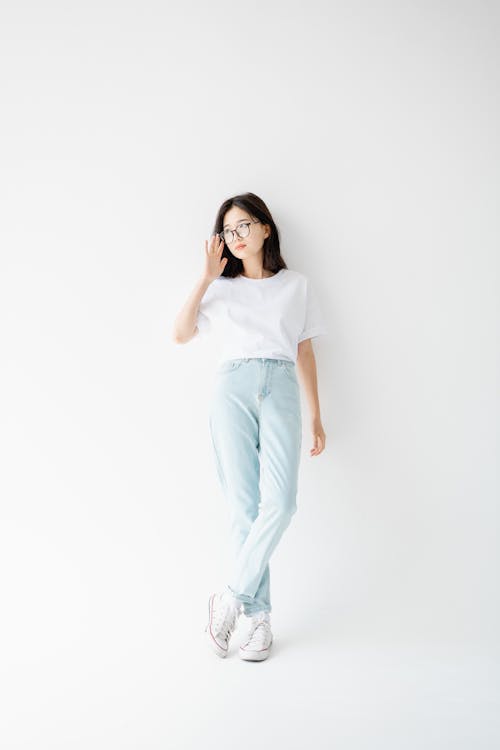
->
<box><xmin>220</xmin><ymin>219</ymin><xmax>261</xmax><ymax>245</ymax></box>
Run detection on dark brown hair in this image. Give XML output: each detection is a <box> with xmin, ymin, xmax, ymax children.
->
<box><xmin>213</xmin><ymin>192</ymin><xmax>288</xmax><ymax>278</ymax></box>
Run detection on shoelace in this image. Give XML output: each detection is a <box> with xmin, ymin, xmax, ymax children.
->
<box><xmin>245</xmin><ymin>614</ymin><xmax>271</xmax><ymax>649</ymax></box>
<box><xmin>213</xmin><ymin>599</ymin><xmax>237</xmax><ymax>641</ymax></box>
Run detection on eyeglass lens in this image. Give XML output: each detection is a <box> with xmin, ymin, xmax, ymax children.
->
<box><xmin>223</xmin><ymin>223</ymin><xmax>250</xmax><ymax>244</ymax></box>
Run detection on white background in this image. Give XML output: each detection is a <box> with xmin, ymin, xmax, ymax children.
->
<box><xmin>1</xmin><ymin>1</ymin><xmax>499</xmax><ymax>748</ymax></box>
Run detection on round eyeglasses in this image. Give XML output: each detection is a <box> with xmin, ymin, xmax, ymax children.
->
<box><xmin>220</xmin><ymin>219</ymin><xmax>261</xmax><ymax>245</ymax></box>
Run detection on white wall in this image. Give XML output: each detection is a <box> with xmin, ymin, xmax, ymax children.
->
<box><xmin>1</xmin><ymin>1</ymin><xmax>498</xmax><ymax>748</ymax></box>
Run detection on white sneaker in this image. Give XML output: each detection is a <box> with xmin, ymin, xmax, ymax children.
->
<box><xmin>205</xmin><ymin>592</ymin><xmax>242</xmax><ymax>658</ymax></box>
<box><xmin>239</xmin><ymin>611</ymin><xmax>273</xmax><ymax>661</ymax></box>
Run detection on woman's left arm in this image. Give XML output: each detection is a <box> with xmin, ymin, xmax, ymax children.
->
<box><xmin>296</xmin><ymin>339</ymin><xmax>326</xmax><ymax>457</ymax></box>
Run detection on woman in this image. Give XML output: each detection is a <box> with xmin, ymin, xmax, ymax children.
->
<box><xmin>173</xmin><ymin>192</ymin><xmax>327</xmax><ymax>661</ymax></box>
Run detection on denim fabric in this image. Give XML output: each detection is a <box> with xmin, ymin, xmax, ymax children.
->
<box><xmin>209</xmin><ymin>357</ymin><xmax>302</xmax><ymax>615</ymax></box>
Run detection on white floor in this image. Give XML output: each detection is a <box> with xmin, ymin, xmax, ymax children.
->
<box><xmin>5</xmin><ymin>610</ymin><xmax>498</xmax><ymax>750</ymax></box>
<box><xmin>194</xmin><ymin>616</ymin><xmax>499</xmax><ymax>750</ymax></box>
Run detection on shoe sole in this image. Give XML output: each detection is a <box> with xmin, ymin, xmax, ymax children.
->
<box><xmin>205</xmin><ymin>593</ymin><xmax>229</xmax><ymax>658</ymax></box>
<box><xmin>239</xmin><ymin>636</ymin><xmax>273</xmax><ymax>661</ymax></box>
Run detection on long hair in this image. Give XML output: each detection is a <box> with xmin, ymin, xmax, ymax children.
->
<box><xmin>212</xmin><ymin>192</ymin><xmax>287</xmax><ymax>278</ymax></box>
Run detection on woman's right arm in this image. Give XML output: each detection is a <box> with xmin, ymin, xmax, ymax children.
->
<box><xmin>172</xmin><ymin>275</ymin><xmax>213</xmax><ymax>343</ymax></box>
<box><xmin>172</xmin><ymin>233</ymin><xmax>227</xmax><ymax>344</ymax></box>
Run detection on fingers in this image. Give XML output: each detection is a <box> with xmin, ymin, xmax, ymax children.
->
<box><xmin>310</xmin><ymin>434</ymin><xmax>325</xmax><ymax>456</ymax></box>
<box><xmin>215</xmin><ymin>233</ymin><xmax>224</xmax><ymax>254</ymax></box>
<box><xmin>206</xmin><ymin>234</ymin><xmax>224</xmax><ymax>255</ymax></box>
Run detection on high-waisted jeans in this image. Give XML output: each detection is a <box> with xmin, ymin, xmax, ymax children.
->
<box><xmin>209</xmin><ymin>357</ymin><xmax>302</xmax><ymax>615</ymax></box>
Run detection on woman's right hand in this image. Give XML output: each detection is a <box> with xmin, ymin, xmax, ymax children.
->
<box><xmin>203</xmin><ymin>233</ymin><xmax>228</xmax><ymax>283</ymax></box>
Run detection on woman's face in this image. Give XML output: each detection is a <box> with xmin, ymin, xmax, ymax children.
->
<box><xmin>222</xmin><ymin>207</ymin><xmax>270</xmax><ymax>261</ymax></box>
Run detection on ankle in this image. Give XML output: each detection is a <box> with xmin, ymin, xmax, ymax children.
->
<box><xmin>222</xmin><ymin>590</ymin><xmax>242</xmax><ymax>611</ymax></box>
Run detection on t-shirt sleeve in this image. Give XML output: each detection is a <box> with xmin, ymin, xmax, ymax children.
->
<box><xmin>195</xmin><ymin>281</ymin><xmax>218</xmax><ymax>338</ymax></box>
<box><xmin>298</xmin><ymin>277</ymin><xmax>328</xmax><ymax>343</ymax></box>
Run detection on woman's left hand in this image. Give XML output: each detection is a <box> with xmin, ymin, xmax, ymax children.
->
<box><xmin>310</xmin><ymin>418</ymin><xmax>326</xmax><ymax>456</ymax></box>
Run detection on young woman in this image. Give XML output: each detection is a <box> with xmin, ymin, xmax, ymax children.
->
<box><xmin>173</xmin><ymin>192</ymin><xmax>327</xmax><ymax>661</ymax></box>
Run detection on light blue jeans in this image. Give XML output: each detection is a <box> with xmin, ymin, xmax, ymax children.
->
<box><xmin>209</xmin><ymin>357</ymin><xmax>302</xmax><ymax>615</ymax></box>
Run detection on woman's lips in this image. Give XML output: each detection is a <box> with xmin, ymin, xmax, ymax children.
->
<box><xmin>235</xmin><ymin>243</ymin><xmax>246</xmax><ymax>249</ymax></box>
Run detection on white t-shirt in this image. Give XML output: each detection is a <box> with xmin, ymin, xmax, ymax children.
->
<box><xmin>195</xmin><ymin>269</ymin><xmax>327</xmax><ymax>365</ymax></box>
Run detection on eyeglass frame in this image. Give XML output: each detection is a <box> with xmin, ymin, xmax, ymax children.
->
<box><xmin>219</xmin><ymin>219</ymin><xmax>262</xmax><ymax>245</ymax></box>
